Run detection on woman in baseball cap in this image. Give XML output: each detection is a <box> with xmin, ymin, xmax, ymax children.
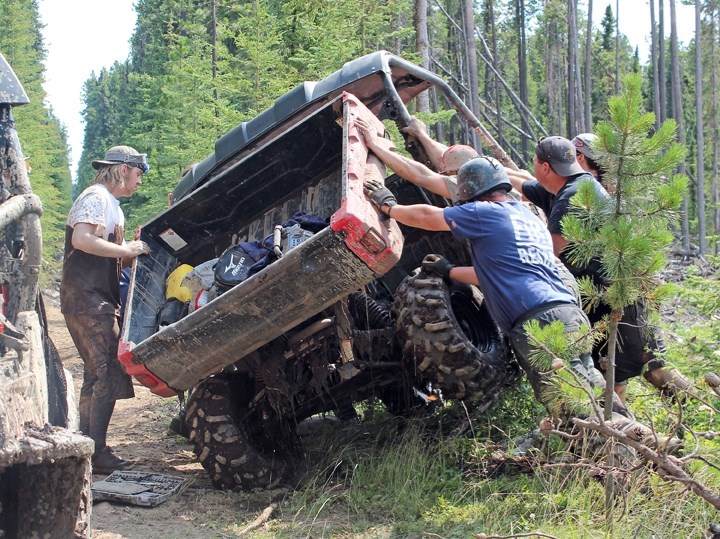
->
<box><xmin>572</xmin><ymin>133</ymin><xmax>607</xmax><ymax>188</ymax></box>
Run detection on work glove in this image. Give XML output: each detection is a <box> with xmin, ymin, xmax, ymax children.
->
<box><xmin>364</xmin><ymin>179</ymin><xmax>397</xmax><ymax>214</ymax></box>
<box><xmin>422</xmin><ymin>254</ymin><xmax>454</xmax><ymax>279</ymax></box>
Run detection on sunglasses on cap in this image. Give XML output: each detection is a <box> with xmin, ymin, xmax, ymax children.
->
<box><xmin>535</xmin><ymin>136</ymin><xmax>553</xmax><ymax>162</ymax></box>
<box><xmin>104</xmin><ymin>151</ymin><xmax>150</xmax><ymax>174</ymax></box>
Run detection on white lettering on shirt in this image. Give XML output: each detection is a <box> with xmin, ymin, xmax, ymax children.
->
<box><xmin>510</xmin><ymin>214</ymin><xmax>554</xmax><ymax>267</ymax></box>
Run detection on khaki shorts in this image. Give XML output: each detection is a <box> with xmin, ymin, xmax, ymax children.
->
<box><xmin>509</xmin><ymin>303</ymin><xmax>603</xmax><ymax>408</ymax></box>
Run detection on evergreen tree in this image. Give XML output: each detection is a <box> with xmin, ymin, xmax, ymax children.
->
<box><xmin>600</xmin><ymin>4</ymin><xmax>614</xmax><ymax>51</ymax></box>
<box><xmin>0</xmin><ymin>0</ymin><xmax>72</xmax><ymax>276</ymax></box>
<box><xmin>561</xmin><ymin>73</ymin><xmax>687</xmax><ymax>417</ymax></box>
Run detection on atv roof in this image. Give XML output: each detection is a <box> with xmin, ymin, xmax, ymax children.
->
<box><xmin>171</xmin><ymin>50</ymin><xmax>432</xmax><ymax>203</ymax></box>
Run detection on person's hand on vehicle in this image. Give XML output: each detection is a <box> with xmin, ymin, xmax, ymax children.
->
<box><xmin>504</xmin><ymin>167</ymin><xmax>535</xmax><ymax>182</ymax></box>
<box><xmin>355</xmin><ymin>117</ymin><xmax>381</xmax><ymax>149</ymax></box>
<box><xmin>422</xmin><ymin>254</ymin><xmax>454</xmax><ymax>279</ymax></box>
<box><xmin>125</xmin><ymin>240</ymin><xmax>150</xmax><ymax>258</ymax></box>
<box><xmin>401</xmin><ymin>117</ymin><xmax>428</xmax><ymax>139</ymax></box>
<box><xmin>364</xmin><ymin>179</ymin><xmax>397</xmax><ymax>215</ymax></box>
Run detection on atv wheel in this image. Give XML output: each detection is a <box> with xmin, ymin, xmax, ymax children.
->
<box><xmin>185</xmin><ymin>373</ymin><xmax>286</xmax><ymax>490</ymax></box>
<box><xmin>393</xmin><ymin>272</ymin><xmax>516</xmax><ymax>407</ymax></box>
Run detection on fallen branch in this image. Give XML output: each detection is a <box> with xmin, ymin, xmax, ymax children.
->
<box><xmin>566</xmin><ymin>417</ymin><xmax>720</xmax><ymax>510</ymax></box>
<box><xmin>235</xmin><ymin>503</ymin><xmax>277</xmax><ymax>537</ymax></box>
<box><xmin>474</xmin><ymin>532</ymin><xmax>560</xmax><ymax>539</ymax></box>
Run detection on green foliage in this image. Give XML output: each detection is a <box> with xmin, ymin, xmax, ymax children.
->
<box><xmin>0</xmin><ymin>0</ymin><xmax>72</xmax><ymax>281</ymax></box>
<box><xmin>563</xmin><ymin>73</ymin><xmax>687</xmax><ymax>313</ymax></box>
<box><xmin>599</xmin><ymin>5</ymin><xmax>614</xmax><ymax>52</ymax></box>
<box><xmin>276</xmin><ymin>408</ymin><xmax>719</xmax><ymax>538</ymax></box>
<box><xmin>474</xmin><ymin>382</ymin><xmax>546</xmax><ymax>440</ymax></box>
<box><xmin>665</xmin><ymin>257</ymin><xmax>720</xmax><ymax>386</ymax></box>
<box><xmin>523</xmin><ymin>319</ymin><xmax>599</xmax><ymax>417</ymax></box>
<box><xmin>675</xmin><ymin>257</ymin><xmax>720</xmax><ymax>317</ymax></box>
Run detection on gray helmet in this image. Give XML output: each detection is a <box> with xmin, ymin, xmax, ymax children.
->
<box><xmin>456</xmin><ymin>157</ymin><xmax>512</xmax><ymax>202</ymax></box>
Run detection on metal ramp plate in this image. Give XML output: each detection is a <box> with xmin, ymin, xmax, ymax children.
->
<box><xmin>91</xmin><ymin>471</ymin><xmax>186</xmax><ymax>507</ymax></box>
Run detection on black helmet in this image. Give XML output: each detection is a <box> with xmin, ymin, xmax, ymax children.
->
<box><xmin>456</xmin><ymin>157</ymin><xmax>512</xmax><ymax>202</ymax></box>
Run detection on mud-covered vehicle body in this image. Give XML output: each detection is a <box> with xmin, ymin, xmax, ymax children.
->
<box><xmin>121</xmin><ymin>51</ymin><xmax>518</xmax><ymax>490</ymax></box>
<box><xmin>0</xmin><ymin>53</ymin><xmax>92</xmax><ymax>537</ymax></box>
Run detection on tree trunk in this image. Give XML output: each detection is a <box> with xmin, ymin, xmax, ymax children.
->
<box><xmin>414</xmin><ymin>0</ymin><xmax>431</xmax><ymax>113</ymax></box>
<box><xmin>395</xmin><ymin>10</ymin><xmax>404</xmax><ymax>55</ymax></box>
<box><xmin>670</xmin><ymin>0</ymin><xmax>690</xmax><ymax>251</ymax></box>
<box><xmin>713</xmin><ymin>1</ymin><xmax>720</xmax><ymax>254</ymax></box>
<box><xmin>615</xmin><ymin>0</ymin><xmax>620</xmax><ymax>94</ymax></box>
<box><xmin>211</xmin><ymin>0</ymin><xmax>219</xmax><ymax>119</ymax></box>
<box><xmin>462</xmin><ymin>0</ymin><xmax>481</xmax><ymax>147</ymax></box>
<box><xmin>696</xmin><ymin>0</ymin><xmax>706</xmax><ymax>255</ymax></box>
<box><xmin>659</xmin><ymin>0</ymin><xmax>667</xmax><ymax>123</ymax></box>
<box><xmin>650</xmin><ymin>0</ymin><xmax>661</xmax><ymax>130</ymax></box>
<box><xmin>603</xmin><ymin>311</ymin><xmax>621</xmax><ymax>420</ymax></box>
<box><xmin>584</xmin><ymin>0</ymin><xmax>593</xmax><ymax>131</ymax></box>
<box><xmin>545</xmin><ymin>13</ymin><xmax>564</xmax><ymax>133</ymax></box>
<box><xmin>568</xmin><ymin>0</ymin><xmax>578</xmax><ymax>134</ymax></box>
<box><xmin>517</xmin><ymin>0</ymin><xmax>531</xmax><ymax>160</ymax></box>
<box><xmin>487</xmin><ymin>0</ymin><xmax>503</xmax><ymax>146</ymax></box>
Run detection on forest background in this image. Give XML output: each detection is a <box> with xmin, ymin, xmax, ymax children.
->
<box><xmin>3</xmin><ymin>1</ymin><xmax>720</xmax><ymax>537</ymax></box>
<box><xmin>0</xmin><ymin>0</ymin><xmax>715</xmax><ymax>282</ymax></box>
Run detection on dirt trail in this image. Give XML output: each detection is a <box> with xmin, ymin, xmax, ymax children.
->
<box><xmin>46</xmin><ymin>295</ymin><xmax>279</xmax><ymax>538</ymax></box>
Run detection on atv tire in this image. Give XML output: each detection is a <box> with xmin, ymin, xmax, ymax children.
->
<box><xmin>185</xmin><ymin>373</ymin><xmax>286</xmax><ymax>491</ymax></box>
<box><xmin>393</xmin><ymin>271</ymin><xmax>516</xmax><ymax>407</ymax></box>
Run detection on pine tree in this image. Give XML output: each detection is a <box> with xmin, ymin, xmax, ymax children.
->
<box><xmin>561</xmin><ymin>73</ymin><xmax>687</xmax><ymax>418</ymax></box>
<box><xmin>0</xmin><ymin>0</ymin><xmax>72</xmax><ymax>277</ymax></box>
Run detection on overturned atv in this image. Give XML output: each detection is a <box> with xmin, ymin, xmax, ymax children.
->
<box><xmin>121</xmin><ymin>51</ymin><xmax>519</xmax><ymax>490</ymax></box>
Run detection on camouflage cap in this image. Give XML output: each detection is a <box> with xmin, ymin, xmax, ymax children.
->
<box><xmin>535</xmin><ymin>136</ymin><xmax>584</xmax><ymax>177</ymax></box>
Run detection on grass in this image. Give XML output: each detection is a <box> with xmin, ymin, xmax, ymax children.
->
<box><xmin>257</xmin><ymin>314</ymin><xmax>720</xmax><ymax>539</ymax></box>
<box><xmin>201</xmin><ymin>268</ymin><xmax>720</xmax><ymax>538</ymax></box>
<box><xmin>256</xmin><ymin>385</ymin><xmax>719</xmax><ymax>538</ymax></box>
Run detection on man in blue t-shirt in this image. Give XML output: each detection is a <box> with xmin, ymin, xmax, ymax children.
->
<box><xmin>505</xmin><ymin>136</ymin><xmax>690</xmax><ymax>403</ymax></box>
<box><xmin>364</xmin><ymin>156</ymin><xmax>605</xmax><ymax>413</ymax></box>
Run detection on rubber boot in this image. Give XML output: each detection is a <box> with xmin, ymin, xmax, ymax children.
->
<box><xmin>89</xmin><ymin>399</ymin><xmax>132</xmax><ymax>473</ymax></box>
<box><xmin>78</xmin><ymin>394</ymin><xmax>91</xmax><ymax>436</ymax></box>
<box><xmin>89</xmin><ymin>399</ymin><xmax>115</xmax><ymax>452</ymax></box>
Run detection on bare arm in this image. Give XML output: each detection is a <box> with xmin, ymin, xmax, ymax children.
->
<box><xmin>382</xmin><ymin>203</ymin><xmax>450</xmax><ymax>232</ymax></box>
<box><xmin>504</xmin><ymin>167</ymin><xmax>535</xmax><ymax>200</ymax></box>
<box><xmin>72</xmin><ymin>222</ymin><xmax>149</xmax><ymax>260</ymax></box>
<box><xmin>401</xmin><ymin>117</ymin><xmax>449</xmax><ymax>171</ymax></box>
<box><xmin>550</xmin><ymin>232</ymin><xmax>568</xmax><ymax>257</ymax></box>
<box><xmin>356</xmin><ymin>117</ymin><xmax>453</xmax><ymax>199</ymax></box>
<box><xmin>448</xmin><ymin>266</ymin><xmax>479</xmax><ymax>286</ymax></box>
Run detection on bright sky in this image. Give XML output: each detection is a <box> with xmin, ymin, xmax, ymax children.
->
<box><xmin>38</xmin><ymin>0</ymin><xmax>694</xmax><ymax>182</ymax></box>
<box><xmin>39</xmin><ymin>0</ymin><xmax>136</xmax><ymax>181</ymax></box>
<box><xmin>594</xmin><ymin>0</ymin><xmax>695</xmax><ymax>62</ymax></box>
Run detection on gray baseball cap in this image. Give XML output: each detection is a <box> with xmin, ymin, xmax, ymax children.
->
<box><xmin>92</xmin><ymin>145</ymin><xmax>150</xmax><ymax>173</ymax></box>
<box><xmin>535</xmin><ymin>136</ymin><xmax>585</xmax><ymax>177</ymax></box>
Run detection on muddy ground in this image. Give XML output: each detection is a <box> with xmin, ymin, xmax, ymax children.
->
<box><xmin>46</xmin><ymin>295</ymin><xmax>289</xmax><ymax>538</ymax></box>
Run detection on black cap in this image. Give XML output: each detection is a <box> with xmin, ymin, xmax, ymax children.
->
<box><xmin>536</xmin><ymin>136</ymin><xmax>585</xmax><ymax>176</ymax></box>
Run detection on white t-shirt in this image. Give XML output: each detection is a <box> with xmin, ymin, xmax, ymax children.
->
<box><xmin>67</xmin><ymin>184</ymin><xmax>124</xmax><ymax>244</ymax></box>
<box><xmin>61</xmin><ymin>183</ymin><xmax>125</xmax><ymax>315</ymax></box>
